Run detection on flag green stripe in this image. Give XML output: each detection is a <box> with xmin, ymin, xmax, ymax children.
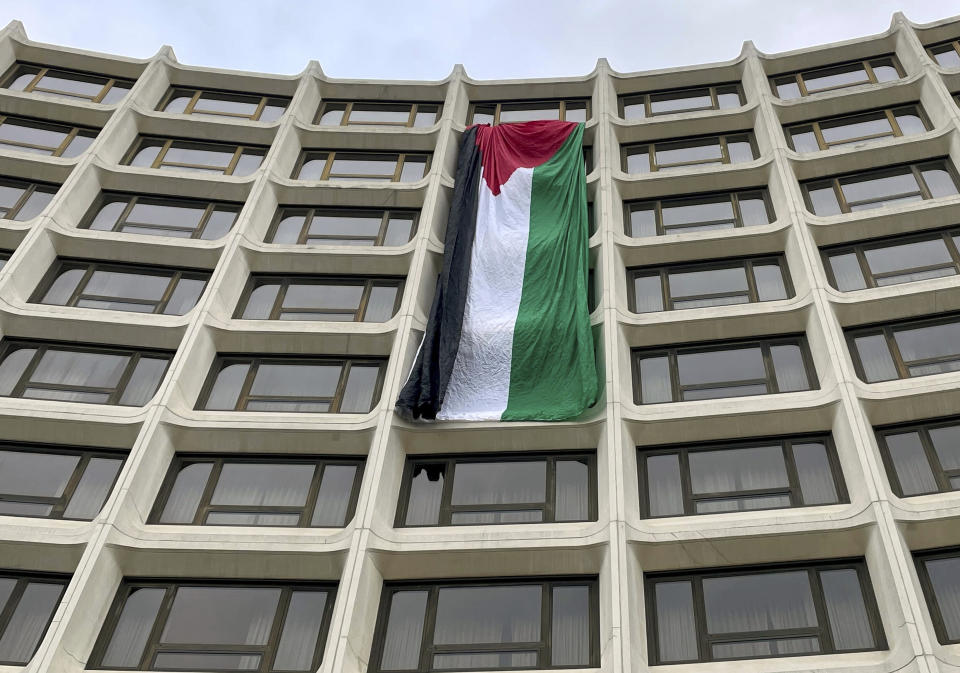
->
<box><xmin>502</xmin><ymin>123</ymin><xmax>598</xmax><ymax>421</ymax></box>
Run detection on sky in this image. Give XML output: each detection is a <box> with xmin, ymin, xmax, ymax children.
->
<box><xmin>2</xmin><ymin>0</ymin><xmax>957</xmax><ymax>81</ymax></box>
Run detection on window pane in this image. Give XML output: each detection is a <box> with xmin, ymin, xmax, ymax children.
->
<box><xmin>311</xmin><ymin>464</ymin><xmax>358</xmax><ymax>526</ymax></box>
<box><xmin>921</xmin><ymin>167</ymin><xmax>959</xmax><ymax>198</ymax></box>
<box><xmin>929</xmin><ymin>424</ymin><xmax>960</xmax><ymax>471</ymax></box>
<box><xmin>670</xmin><ymin>266</ymin><xmax>747</xmax><ymax>298</ymax></box>
<box><xmin>380</xmin><ymin>591</ymin><xmax>427</xmax><ymax>671</ymax></box>
<box><xmin>646</xmin><ymin>453</ymin><xmax>684</xmax><ymax>517</ymax></box>
<box><xmin>793</xmin><ymin>442</ymin><xmax>840</xmax><ymax>505</ymax></box>
<box><xmin>755</xmin><ymin>264</ymin><xmax>788</xmax><ymax>301</ymax></box>
<box><xmin>842</xmin><ymin>171</ymin><xmax>919</xmax><ymax>205</ymax></box>
<box><xmin>203</xmin><ymin>363</ymin><xmax>249</xmax><ymax>410</ymax></box>
<box><xmin>555</xmin><ymin>459</ymin><xmax>590</xmax><ymax>521</ymax></box>
<box><xmin>0</xmin><ymin>450</ymin><xmax>78</xmax><ymax>498</ymax></box>
<box><xmin>822</xmin><ymin>114</ymin><xmax>892</xmax><ymax>144</ymax></box>
<box><xmin>655</xmin><ymin>581</ymin><xmax>698</xmax><ymax>662</ymax></box>
<box><xmin>633</xmin><ymin>274</ymin><xmax>663</xmax><ymax>313</ymax></box>
<box><xmin>101</xmin><ymin>587</ymin><xmax>165</xmax><ymax>668</ymax></box>
<box><xmin>273</xmin><ymin>591</ymin><xmax>327</xmax><ymax>671</ymax></box>
<box><xmin>776</xmin><ymin>79</ymin><xmax>801</xmax><ymax>99</ymax></box>
<box><xmin>233</xmin><ymin>153</ymin><xmax>263</xmax><ymax>176</ymax></box>
<box><xmin>866</xmin><ymin>238</ymin><xmax>952</xmax><ymax>276</ymax></box>
<box><xmin>452</xmin><ymin>461</ymin><xmax>545</xmax><ymax>506</ymax></box>
<box><xmin>807</xmin><ymin>185</ymin><xmax>842</xmax><ymax>216</ymax></box>
<box><xmin>364</xmin><ymin>284</ymin><xmax>400</xmax><ymax>322</ymax></box>
<box><xmin>771</xmin><ymin>344</ymin><xmax>811</xmax><ymax>392</ymax></box>
<box><xmin>895</xmin><ymin>322</ymin><xmax>960</xmax><ymax>365</ymax></box>
<box><xmin>626</xmin><ymin>149</ymin><xmax>650</xmax><ymax>173</ymax></box>
<box><xmin>628</xmin><ymin>205</ymin><xmax>657</xmax><ymax>237</ymax></box>
<box><xmin>703</xmin><ymin>571</ymin><xmax>817</xmax><ymax>634</ymax></box>
<box><xmin>241</xmin><ymin>284</ymin><xmax>281</xmax><ymax>319</ymax></box>
<box><xmin>404</xmin><ymin>463</ymin><xmax>444</xmax><ymax>526</ymax></box>
<box><xmin>63</xmin><ymin>457</ymin><xmax>122</xmax><ymax>520</ymax></box>
<box><xmin>250</xmin><ymin>363</ymin><xmax>341</xmax><ymax>398</ymax></box>
<box><xmin>0</xmin><ymin>347</ymin><xmax>37</xmax><ymax>395</ymax></box>
<box><xmin>384</xmin><ymin>215</ymin><xmax>415</xmax><ymax>246</ymax></box>
<box><xmin>434</xmin><ymin>585</ymin><xmax>541</xmax><ymax>644</ymax></box>
<box><xmin>118</xmin><ymin>357</ymin><xmax>168</xmax><ymax>406</ymax></box>
<box><xmin>211</xmin><ymin>463</ymin><xmax>313</xmax><ymax>507</ymax></box>
<box><xmin>790</xmin><ymin>129</ymin><xmax>819</xmax><ymax>153</ymax></box>
<box><xmin>499</xmin><ymin>103</ymin><xmax>562</xmax><ymax>122</ymax></box>
<box><xmin>656</xmin><ymin>138</ymin><xmax>722</xmax><ymax>166</ymax></box>
<box><xmin>663</xmin><ymin>198</ymin><xmax>733</xmax><ymax>228</ymax></box>
<box><xmin>160</xmin><ymin>587</ymin><xmax>281</xmax><ymax>645</ymax></box>
<box><xmin>15</xmin><ymin>188</ymin><xmax>54</xmax><ymax>221</ymax></box>
<box><xmin>400</xmin><ymin>157</ymin><xmax>427</xmax><ymax>182</ymax></box>
<box><xmin>677</xmin><ymin>347</ymin><xmax>764</xmax><ymax>387</ymax></box>
<box><xmin>829</xmin><ymin>252</ymin><xmax>868</xmax><ymax>291</ymax></box>
<box><xmin>884</xmin><ymin>431</ymin><xmax>937</xmax><ymax>496</ymax></box>
<box><xmin>349</xmin><ymin>104</ymin><xmax>412</xmax><ymax>123</ymax></box>
<box><xmin>803</xmin><ymin>64</ymin><xmax>867</xmax><ymax>91</ymax></box>
<box><xmin>650</xmin><ymin>89</ymin><xmax>712</xmax><ymax>115</ymax></box>
<box><xmin>738</xmin><ymin>194</ymin><xmax>771</xmax><ymax>226</ymax></box>
<box><xmin>820</xmin><ymin>569</ymin><xmax>875</xmax><ymax>650</ymax></box>
<box><xmin>33</xmin><ymin>349</ymin><xmax>127</xmax><ymax>388</ymax></box>
<box><xmin>689</xmin><ymin>445</ymin><xmax>788</xmax><ymax>494</ymax></box>
<box><xmin>551</xmin><ymin>585</ymin><xmax>590</xmax><ymax>666</ymax></box>
<box><xmin>159</xmin><ymin>462</ymin><xmax>214</xmax><ymax>523</ymax></box>
<box><xmin>164</xmin><ymin>278</ymin><xmax>206</xmax><ymax>315</ymax></box>
<box><xmin>639</xmin><ymin>356</ymin><xmax>672</xmax><ymax>403</ymax></box>
<box><xmin>340</xmin><ymin>364</ymin><xmax>379</xmax><ymax>413</ymax></box>
<box><xmin>711</xmin><ymin>637</ymin><xmax>819</xmax><ymax>659</ymax></box>
<box><xmin>932</xmin><ymin>46</ymin><xmax>960</xmax><ymax>68</ymax></box>
<box><xmin>925</xmin><ymin>556</ymin><xmax>960</xmax><ymax>640</ymax></box>
<box><xmin>0</xmin><ymin>582</ymin><xmax>64</xmax><ymax>664</ymax></box>
<box><xmin>854</xmin><ymin>334</ymin><xmax>898</xmax><ymax>382</ymax></box>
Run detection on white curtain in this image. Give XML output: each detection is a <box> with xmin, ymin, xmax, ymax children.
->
<box><xmin>854</xmin><ymin>335</ymin><xmax>898</xmax><ymax>382</ymax></box>
<box><xmin>159</xmin><ymin>463</ymin><xmax>213</xmax><ymax>523</ymax></box>
<box><xmin>311</xmin><ymin>465</ymin><xmax>357</xmax><ymax>526</ymax></box>
<box><xmin>404</xmin><ymin>464</ymin><xmax>444</xmax><ymax>526</ymax></box>
<box><xmin>926</xmin><ymin>557</ymin><xmax>960</xmax><ymax>640</ymax></box>
<box><xmin>792</xmin><ymin>443</ymin><xmax>839</xmax><ymax>505</ymax></box>
<box><xmin>555</xmin><ymin>460</ymin><xmax>589</xmax><ymax>521</ymax></box>
<box><xmin>551</xmin><ymin>586</ymin><xmax>590</xmax><ymax>666</ymax></box>
<box><xmin>0</xmin><ymin>583</ymin><xmax>64</xmax><ymax>664</ymax></box>
<box><xmin>273</xmin><ymin>592</ymin><xmax>327</xmax><ymax>671</ymax></box>
<box><xmin>702</xmin><ymin>572</ymin><xmax>817</xmax><ymax>635</ymax></box>
<box><xmin>379</xmin><ymin>591</ymin><xmax>427</xmax><ymax>670</ymax></box>
<box><xmin>62</xmin><ymin>457</ymin><xmax>122</xmax><ymax>520</ymax></box>
<box><xmin>819</xmin><ymin>569</ymin><xmax>875</xmax><ymax>650</ymax></box>
<box><xmin>885</xmin><ymin>432</ymin><xmax>938</xmax><ymax>496</ymax></box>
<box><xmin>101</xmin><ymin>587</ymin><xmax>165</xmax><ymax>668</ymax></box>
<box><xmin>655</xmin><ymin>581</ymin><xmax>698</xmax><ymax>662</ymax></box>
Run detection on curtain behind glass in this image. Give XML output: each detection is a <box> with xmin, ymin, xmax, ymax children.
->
<box><xmin>551</xmin><ymin>586</ymin><xmax>590</xmax><ymax>666</ymax></box>
<box><xmin>0</xmin><ymin>582</ymin><xmax>64</xmax><ymax>664</ymax></box>
<box><xmin>925</xmin><ymin>557</ymin><xmax>960</xmax><ymax>640</ymax></box>
<box><xmin>433</xmin><ymin>585</ymin><xmax>541</xmax><ymax>645</ymax></box>
<box><xmin>555</xmin><ymin>460</ymin><xmax>590</xmax><ymax>521</ymax></box>
<box><xmin>210</xmin><ymin>463</ymin><xmax>313</xmax><ymax>508</ymax></box>
<box><xmin>884</xmin><ymin>432</ymin><xmax>938</xmax><ymax>496</ymax></box>
<box><xmin>792</xmin><ymin>443</ymin><xmax>840</xmax><ymax>505</ymax></box>
<box><xmin>688</xmin><ymin>446</ymin><xmax>787</xmax><ymax>494</ymax></box>
<box><xmin>272</xmin><ymin>591</ymin><xmax>327</xmax><ymax>671</ymax></box>
<box><xmin>655</xmin><ymin>581</ymin><xmax>698</xmax><ymax>662</ymax></box>
<box><xmin>702</xmin><ymin>572</ymin><xmax>817</xmax><ymax>635</ymax></box>
<box><xmin>819</xmin><ymin>569</ymin><xmax>875</xmax><ymax>650</ymax></box>
<box><xmin>380</xmin><ymin>591</ymin><xmax>427</xmax><ymax>670</ymax></box>
<box><xmin>311</xmin><ymin>465</ymin><xmax>358</xmax><ymax>526</ymax></box>
<box><xmin>101</xmin><ymin>588</ymin><xmax>165</xmax><ymax>668</ymax></box>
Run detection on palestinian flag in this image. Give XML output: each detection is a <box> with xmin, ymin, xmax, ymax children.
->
<box><xmin>396</xmin><ymin>120</ymin><xmax>598</xmax><ymax>421</ymax></box>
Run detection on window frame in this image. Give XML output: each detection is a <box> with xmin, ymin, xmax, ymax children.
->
<box><xmin>619</xmin><ymin>82</ymin><xmax>745</xmax><ymax>119</ymax></box>
<box><xmin>466</xmin><ymin>98</ymin><xmax>591</xmax><ymax>125</ymax></box>
<box><xmin>148</xmin><ymin>453</ymin><xmax>364</xmax><ymax>528</ymax></box>
<box><xmin>31</xmin><ymin>258</ymin><xmax>210</xmax><ymax>315</ymax></box>
<box><xmin>821</xmin><ymin>226</ymin><xmax>960</xmax><ymax>291</ymax></box>
<box><xmin>637</xmin><ymin>433</ymin><xmax>847</xmax><ymax>518</ymax></box>
<box><xmin>784</xmin><ymin>104</ymin><xmax>931</xmax><ymax>152</ymax></box>
<box><xmin>914</xmin><ymin>547</ymin><xmax>960</xmax><ymax>645</ymax></box>
<box><xmin>926</xmin><ymin>39</ymin><xmax>960</xmax><ymax>68</ymax></box>
<box><xmin>314</xmin><ymin>100</ymin><xmax>442</xmax><ymax>127</ymax></box>
<box><xmin>80</xmin><ymin>191</ymin><xmax>242</xmax><ymax>240</ymax></box>
<box><xmin>624</xmin><ymin>188</ymin><xmax>774</xmax><ymax>237</ymax></box>
<box><xmin>122</xmin><ymin>136</ymin><xmax>267</xmax><ymax>176</ymax></box>
<box><xmin>0</xmin><ymin>114</ymin><xmax>98</xmax><ymax>157</ymax></box>
<box><xmin>800</xmin><ymin>159</ymin><xmax>960</xmax><ymax>215</ymax></box>
<box><xmin>0</xmin><ymin>62</ymin><xmax>134</xmax><ymax>103</ymax></box>
<box><xmin>291</xmin><ymin>150</ymin><xmax>431</xmax><ymax>182</ymax></box>
<box><xmin>0</xmin><ymin>176</ymin><xmax>59</xmax><ymax>221</ymax></box>
<box><xmin>196</xmin><ymin>354</ymin><xmax>386</xmax><ymax>413</ymax></box>
<box><xmin>157</xmin><ymin>87</ymin><xmax>290</xmax><ymax>122</ymax></box>
<box><xmin>845</xmin><ymin>312</ymin><xmax>960</xmax><ymax>383</ymax></box>
<box><xmin>88</xmin><ymin>579</ymin><xmax>337</xmax><ymax>673</ymax></box>
<box><xmin>234</xmin><ymin>274</ymin><xmax>404</xmax><ymax>322</ymax></box>
<box><xmin>0</xmin><ymin>339</ymin><xmax>172</xmax><ymax>406</ymax></box>
<box><xmin>632</xmin><ymin>335</ymin><xmax>818</xmax><ymax>404</ymax></box>
<box><xmin>627</xmin><ymin>254</ymin><xmax>794</xmax><ymax>313</ymax></box>
<box><xmin>645</xmin><ymin>558</ymin><xmax>886</xmax><ymax>664</ymax></box>
<box><xmin>622</xmin><ymin>131</ymin><xmax>758</xmax><ymax>173</ymax></box>
<box><xmin>875</xmin><ymin>417</ymin><xmax>960</xmax><ymax>497</ymax></box>
<box><xmin>770</xmin><ymin>55</ymin><xmax>905</xmax><ymax>98</ymax></box>
<box><xmin>395</xmin><ymin>451</ymin><xmax>598</xmax><ymax>527</ymax></box>
<box><xmin>370</xmin><ymin>576</ymin><xmax>600</xmax><ymax>672</ymax></box>
<box><xmin>0</xmin><ymin>570</ymin><xmax>69</xmax><ymax>666</ymax></box>
<box><xmin>265</xmin><ymin>206</ymin><xmax>419</xmax><ymax>246</ymax></box>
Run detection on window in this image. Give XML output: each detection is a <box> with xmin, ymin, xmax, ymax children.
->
<box><xmin>2</xmin><ymin>62</ymin><xmax>133</xmax><ymax>103</ymax></box>
<box><xmin>81</xmin><ymin>192</ymin><xmax>241</xmax><ymax>240</ymax></box>
<box><xmin>623</xmin><ymin>132</ymin><xmax>757</xmax><ymax>173</ymax></box>
<box><xmin>151</xmin><ymin>455</ymin><xmax>363</xmax><ymax>527</ymax></box>
<box><xmin>0</xmin><ymin>252</ymin><xmax>8</xmax><ymax>270</ymax></box>
<box><xmin>632</xmin><ymin>336</ymin><xmax>816</xmax><ymax>404</ymax></box>
<box><xmin>876</xmin><ymin>418</ymin><xmax>960</xmax><ymax>497</ymax></box>
<box><xmin>620</xmin><ymin>83</ymin><xmax>744</xmax><ymax>120</ymax></box>
<box><xmin>371</xmin><ymin>577</ymin><xmax>598</xmax><ymax>671</ymax></box>
<box><xmin>397</xmin><ymin>452</ymin><xmax>596</xmax><ymax>527</ymax></box>
<box><xmin>90</xmin><ymin>581</ymin><xmax>335</xmax><ymax>672</ymax></box>
<box><xmin>786</xmin><ymin>104</ymin><xmax>930</xmax><ymax>152</ymax></box>
<box><xmin>647</xmin><ymin>560</ymin><xmax>884</xmax><ymax>663</ymax></box>
<box><xmin>316</xmin><ymin>101</ymin><xmax>440</xmax><ymax>127</ymax></box>
<box><xmin>467</xmin><ymin>99</ymin><xmax>589</xmax><ymax>125</ymax></box>
<box><xmin>802</xmin><ymin>159</ymin><xmax>959</xmax><ymax>215</ymax></box>
<box><xmin>0</xmin><ymin>177</ymin><xmax>58</xmax><ymax>221</ymax></box>
<box><xmin>33</xmin><ymin>259</ymin><xmax>209</xmax><ymax>315</ymax></box>
<box><xmin>639</xmin><ymin>435</ymin><xmax>845</xmax><ymax>518</ymax></box>
<box><xmin>158</xmin><ymin>88</ymin><xmax>289</xmax><ymax>122</ymax></box>
<box><xmin>823</xmin><ymin>227</ymin><xmax>960</xmax><ymax>291</ymax></box>
<box><xmin>771</xmin><ymin>55</ymin><xmax>903</xmax><ymax>99</ymax></box>
<box><xmin>197</xmin><ymin>355</ymin><xmax>384</xmax><ymax>413</ymax></box>
<box><xmin>123</xmin><ymin>137</ymin><xmax>266</xmax><ymax>176</ymax></box>
<box><xmin>266</xmin><ymin>207</ymin><xmax>417</xmax><ymax>246</ymax></box>
<box><xmin>927</xmin><ymin>39</ymin><xmax>960</xmax><ymax>68</ymax></box>
<box><xmin>625</xmin><ymin>189</ymin><xmax>773</xmax><ymax>237</ymax></box>
<box><xmin>0</xmin><ymin>572</ymin><xmax>68</xmax><ymax>665</ymax></box>
<box><xmin>236</xmin><ymin>276</ymin><xmax>402</xmax><ymax>322</ymax></box>
<box><xmin>292</xmin><ymin>151</ymin><xmax>429</xmax><ymax>182</ymax></box>
<box><xmin>0</xmin><ymin>444</ymin><xmax>123</xmax><ymax>520</ymax></box>
<box><xmin>915</xmin><ymin>548</ymin><xmax>960</xmax><ymax>644</ymax></box>
<box><xmin>847</xmin><ymin>314</ymin><xmax>960</xmax><ymax>383</ymax></box>
<box><xmin>0</xmin><ymin>115</ymin><xmax>97</xmax><ymax>158</ymax></box>
<box><xmin>629</xmin><ymin>256</ymin><xmax>791</xmax><ymax>313</ymax></box>
<box><xmin>0</xmin><ymin>340</ymin><xmax>172</xmax><ymax>406</ymax></box>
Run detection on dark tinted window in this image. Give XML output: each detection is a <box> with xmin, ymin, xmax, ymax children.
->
<box><xmin>0</xmin><ymin>572</ymin><xmax>69</xmax><ymax>665</ymax></box>
<box><xmin>915</xmin><ymin>548</ymin><xmax>960</xmax><ymax>644</ymax></box>
<box><xmin>876</xmin><ymin>418</ymin><xmax>960</xmax><ymax>497</ymax></box>
<box><xmin>848</xmin><ymin>314</ymin><xmax>960</xmax><ymax>383</ymax></box>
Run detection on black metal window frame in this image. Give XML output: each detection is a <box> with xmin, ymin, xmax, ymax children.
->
<box><xmin>80</xmin><ymin>191</ymin><xmax>242</xmax><ymax>240</ymax></box>
<box><xmin>291</xmin><ymin>150</ymin><xmax>431</xmax><ymax>181</ymax></box>
<box><xmin>631</xmin><ymin>335</ymin><xmax>819</xmax><ymax>404</ymax></box>
<box><xmin>1</xmin><ymin>62</ymin><xmax>134</xmax><ymax>103</ymax></box>
<box><xmin>31</xmin><ymin>258</ymin><xmax>210</xmax><ymax>315</ymax></box>
<box><xmin>913</xmin><ymin>546</ymin><xmax>960</xmax><ymax>645</ymax></box>
<box><xmin>395</xmin><ymin>451</ymin><xmax>598</xmax><ymax>527</ymax></box>
<box><xmin>770</xmin><ymin>54</ymin><xmax>904</xmax><ymax>98</ymax></box>
<box><xmin>622</xmin><ymin>131</ymin><xmax>758</xmax><ymax>173</ymax></box>
<box><xmin>821</xmin><ymin>226</ymin><xmax>960</xmax><ymax>291</ymax></box>
<box><xmin>0</xmin><ymin>570</ymin><xmax>70</xmax><ymax>666</ymax></box>
<box><xmin>637</xmin><ymin>434</ymin><xmax>848</xmax><ymax>518</ymax></box>
<box><xmin>0</xmin><ymin>113</ymin><xmax>99</xmax><ymax>157</ymax></box>
<box><xmin>466</xmin><ymin>98</ymin><xmax>591</xmax><ymax>126</ymax></box>
<box><xmin>157</xmin><ymin>87</ymin><xmax>290</xmax><ymax>122</ymax></box>
<box><xmin>801</xmin><ymin>159</ymin><xmax>960</xmax><ymax>215</ymax></box>
<box><xmin>645</xmin><ymin>558</ymin><xmax>886</xmax><ymax>664</ymax></box>
<box><xmin>234</xmin><ymin>274</ymin><xmax>404</xmax><ymax>322</ymax></box>
<box><xmin>0</xmin><ymin>441</ymin><xmax>125</xmax><ymax>521</ymax></box>
<box><xmin>89</xmin><ymin>579</ymin><xmax>337</xmax><ymax>673</ymax></box>
<box><xmin>266</xmin><ymin>206</ymin><xmax>419</xmax><ymax>246</ymax></box>
<box><xmin>619</xmin><ymin>82</ymin><xmax>745</xmax><ymax>119</ymax></box>
<box><xmin>0</xmin><ymin>339</ymin><xmax>173</xmax><ymax>406</ymax></box>
<box><xmin>370</xmin><ymin>576</ymin><xmax>601</xmax><ymax>672</ymax></box>
<box><xmin>875</xmin><ymin>416</ymin><xmax>960</xmax><ymax>497</ymax></box>
<box><xmin>845</xmin><ymin>312</ymin><xmax>960</xmax><ymax>383</ymax></box>
<box><xmin>315</xmin><ymin>100</ymin><xmax>442</xmax><ymax>127</ymax></box>
<box><xmin>926</xmin><ymin>39</ymin><xmax>960</xmax><ymax>68</ymax></box>
<box><xmin>627</xmin><ymin>254</ymin><xmax>794</xmax><ymax>313</ymax></box>
<box><xmin>149</xmin><ymin>453</ymin><xmax>365</xmax><ymax>527</ymax></box>
<box><xmin>196</xmin><ymin>354</ymin><xmax>386</xmax><ymax>413</ymax></box>
<box><xmin>624</xmin><ymin>188</ymin><xmax>774</xmax><ymax>237</ymax></box>
<box><xmin>122</xmin><ymin>136</ymin><xmax>268</xmax><ymax>176</ymax></box>
<box><xmin>784</xmin><ymin>103</ymin><xmax>931</xmax><ymax>152</ymax></box>
<box><xmin>0</xmin><ymin>176</ymin><xmax>59</xmax><ymax>221</ymax></box>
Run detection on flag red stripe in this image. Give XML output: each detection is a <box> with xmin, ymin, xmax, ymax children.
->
<box><xmin>473</xmin><ymin>120</ymin><xmax>577</xmax><ymax>196</ymax></box>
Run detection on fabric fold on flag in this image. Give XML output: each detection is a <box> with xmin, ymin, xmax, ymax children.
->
<box><xmin>397</xmin><ymin>119</ymin><xmax>598</xmax><ymax>422</ymax></box>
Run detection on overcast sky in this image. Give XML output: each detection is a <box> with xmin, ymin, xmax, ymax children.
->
<box><xmin>3</xmin><ymin>1</ymin><xmax>956</xmax><ymax>80</ymax></box>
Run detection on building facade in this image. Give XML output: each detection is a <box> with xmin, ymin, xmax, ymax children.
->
<box><xmin>2</xmin><ymin>10</ymin><xmax>960</xmax><ymax>673</ymax></box>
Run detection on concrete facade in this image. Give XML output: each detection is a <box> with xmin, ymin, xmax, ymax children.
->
<box><xmin>2</xmin><ymin>10</ymin><xmax>960</xmax><ymax>673</ymax></box>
